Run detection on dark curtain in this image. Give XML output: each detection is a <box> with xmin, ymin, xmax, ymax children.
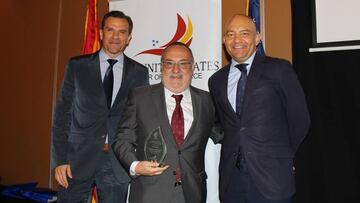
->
<box><xmin>291</xmin><ymin>0</ymin><xmax>360</xmax><ymax>202</ymax></box>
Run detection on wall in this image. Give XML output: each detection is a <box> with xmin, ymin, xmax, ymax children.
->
<box><xmin>0</xmin><ymin>0</ymin><xmax>108</xmax><ymax>188</ymax></box>
<box><xmin>0</xmin><ymin>0</ymin><xmax>60</xmax><ymax>188</ymax></box>
<box><xmin>0</xmin><ymin>0</ymin><xmax>292</xmax><ymax>188</ymax></box>
<box><xmin>222</xmin><ymin>0</ymin><xmax>292</xmax><ymax>64</ymax></box>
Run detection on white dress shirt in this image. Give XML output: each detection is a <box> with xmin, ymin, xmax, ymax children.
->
<box><xmin>164</xmin><ymin>87</ymin><xmax>193</xmax><ymax>138</ymax></box>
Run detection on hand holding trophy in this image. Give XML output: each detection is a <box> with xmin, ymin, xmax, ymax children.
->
<box><xmin>135</xmin><ymin>126</ymin><xmax>169</xmax><ymax>176</ymax></box>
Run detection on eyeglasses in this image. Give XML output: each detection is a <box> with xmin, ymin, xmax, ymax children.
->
<box><xmin>161</xmin><ymin>60</ymin><xmax>193</xmax><ymax>69</ymax></box>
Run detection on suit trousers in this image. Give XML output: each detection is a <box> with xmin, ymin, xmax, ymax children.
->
<box><xmin>222</xmin><ymin>161</ymin><xmax>292</xmax><ymax>203</ymax></box>
<box><xmin>57</xmin><ymin>154</ymin><xmax>128</xmax><ymax>203</ymax></box>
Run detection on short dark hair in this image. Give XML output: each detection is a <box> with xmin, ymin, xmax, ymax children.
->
<box><xmin>101</xmin><ymin>10</ymin><xmax>133</xmax><ymax>34</ymax></box>
<box><xmin>161</xmin><ymin>42</ymin><xmax>194</xmax><ymax>61</ymax></box>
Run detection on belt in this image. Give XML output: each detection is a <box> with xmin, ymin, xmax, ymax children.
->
<box><xmin>103</xmin><ymin>143</ymin><xmax>109</xmax><ymax>152</ymax></box>
<box><xmin>174</xmin><ymin>182</ymin><xmax>182</xmax><ymax>187</ymax></box>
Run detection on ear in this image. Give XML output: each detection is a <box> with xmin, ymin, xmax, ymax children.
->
<box><xmin>126</xmin><ymin>35</ymin><xmax>132</xmax><ymax>46</ymax></box>
<box><xmin>255</xmin><ymin>32</ymin><xmax>261</xmax><ymax>46</ymax></box>
<box><xmin>99</xmin><ymin>29</ymin><xmax>104</xmax><ymax>41</ymax></box>
<box><xmin>191</xmin><ymin>63</ymin><xmax>195</xmax><ymax>71</ymax></box>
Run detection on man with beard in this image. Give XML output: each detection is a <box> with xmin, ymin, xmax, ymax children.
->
<box><xmin>113</xmin><ymin>42</ymin><xmax>223</xmax><ymax>203</ymax></box>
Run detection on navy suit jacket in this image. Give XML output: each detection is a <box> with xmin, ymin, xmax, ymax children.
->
<box><xmin>208</xmin><ymin>53</ymin><xmax>310</xmax><ymax>200</ymax></box>
<box><xmin>51</xmin><ymin>51</ymin><xmax>149</xmax><ymax>183</ymax></box>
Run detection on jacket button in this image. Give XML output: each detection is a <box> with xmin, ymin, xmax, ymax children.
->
<box><xmin>178</xmin><ymin>150</ymin><xmax>181</xmax><ymax>155</ymax></box>
<box><xmin>173</xmin><ymin>171</ymin><xmax>177</xmax><ymax>175</ymax></box>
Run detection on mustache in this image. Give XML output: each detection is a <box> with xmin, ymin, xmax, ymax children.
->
<box><xmin>169</xmin><ymin>72</ymin><xmax>183</xmax><ymax>78</ymax></box>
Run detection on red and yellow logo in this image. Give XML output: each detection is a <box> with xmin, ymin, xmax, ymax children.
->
<box><xmin>136</xmin><ymin>14</ymin><xmax>193</xmax><ymax>56</ymax></box>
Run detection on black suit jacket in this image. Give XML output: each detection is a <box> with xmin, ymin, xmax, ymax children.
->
<box><xmin>208</xmin><ymin>53</ymin><xmax>310</xmax><ymax>200</ymax></box>
<box><xmin>51</xmin><ymin>51</ymin><xmax>149</xmax><ymax>183</ymax></box>
<box><xmin>112</xmin><ymin>83</ymin><xmax>223</xmax><ymax>203</ymax></box>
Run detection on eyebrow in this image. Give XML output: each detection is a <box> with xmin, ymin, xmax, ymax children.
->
<box><xmin>162</xmin><ymin>59</ymin><xmax>192</xmax><ymax>61</ymax></box>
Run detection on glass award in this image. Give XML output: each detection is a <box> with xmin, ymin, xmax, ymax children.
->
<box><xmin>144</xmin><ymin>126</ymin><xmax>167</xmax><ymax>166</ymax></box>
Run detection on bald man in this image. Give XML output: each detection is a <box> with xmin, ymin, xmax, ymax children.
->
<box><xmin>208</xmin><ymin>14</ymin><xmax>310</xmax><ymax>203</ymax></box>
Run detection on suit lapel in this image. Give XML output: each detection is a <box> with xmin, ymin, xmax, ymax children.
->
<box><xmin>151</xmin><ymin>84</ymin><xmax>178</xmax><ymax>148</ymax></box>
<box><xmin>87</xmin><ymin>52</ymin><xmax>108</xmax><ymax>108</ymax></box>
<box><xmin>241</xmin><ymin>52</ymin><xmax>264</xmax><ymax>116</ymax></box>
<box><xmin>219</xmin><ymin>54</ymin><xmax>264</xmax><ymax>121</ymax></box>
<box><xmin>183</xmin><ymin>86</ymin><xmax>199</xmax><ymax>144</ymax></box>
<box><xmin>111</xmin><ymin>55</ymin><xmax>133</xmax><ymax>110</ymax></box>
<box><xmin>219</xmin><ymin>65</ymin><xmax>238</xmax><ymax>117</ymax></box>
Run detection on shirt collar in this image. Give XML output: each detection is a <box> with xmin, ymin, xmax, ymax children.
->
<box><xmin>99</xmin><ymin>49</ymin><xmax>124</xmax><ymax>66</ymax></box>
<box><xmin>230</xmin><ymin>50</ymin><xmax>257</xmax><ymax>73</ymax></box>
<box><xmin>164</xmin><ymin>86</ymin><xmax>191</xmax><ymax>102</ymax></box>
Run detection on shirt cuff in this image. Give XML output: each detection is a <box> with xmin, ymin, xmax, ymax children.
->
<box><xmin>130</xmin><ymin>161</ymin><xmax>140</xmax><ymax>176</ymax></box>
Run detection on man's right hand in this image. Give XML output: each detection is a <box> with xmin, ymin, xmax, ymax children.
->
<box><xmin>135</xmin><ymin>161</ymin><xmax>169</xmax><ymax>176</ymax></box>
<box><xmin>55</xmin><ymin>164</ymin><xmax>72</xmax><ymax>188</ymax></box>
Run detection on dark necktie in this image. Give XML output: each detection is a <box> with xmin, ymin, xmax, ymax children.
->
<box><xmin>103</xmin><ymin>59</ymin><xmax>117</xmax><ymax>109</ymax></box>
<box><xmin>235</xmin><ymin>64</ymin><xmax>248</xmax><ymax>116</ymax></box>
<box><xmin>171</xmin><ymin>94</ymin><xmax>184</xmax><ymax>183</ymax></box>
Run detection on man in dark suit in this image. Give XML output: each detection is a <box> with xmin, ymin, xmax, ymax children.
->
<box><xmin>208</xmin><ymin>14</ymin><xmax>310</xmax><ymax>203</ymax></box>
<box><xmin>51</xmin><ymin>11</ymin><xmax>149</xmax><ymax>202</ymax></box>
<box><xmin>113</xmin><ymin>42</ymin><xmax>223</xmax><ymax>203</ymax></box>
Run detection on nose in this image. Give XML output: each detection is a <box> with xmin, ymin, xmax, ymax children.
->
<box><xmin>112</xmin><ymin>31</ymin><xmax>120</xmax><ymax>39</ymax></box>
<box><xmin>234</xmin><ymin>34</ymin><xmax>242</xmax><ymax>42</ymax></box>
<box><xmin>172</xmin><ymin>64</ymin><xmax>181</xmax><ymax>72</ymax></box>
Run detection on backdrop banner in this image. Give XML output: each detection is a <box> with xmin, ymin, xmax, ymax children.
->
<box><xmin>110</xmin><ymin>1</ymin><xmax>222</xmax><ymax>202</ymax></box>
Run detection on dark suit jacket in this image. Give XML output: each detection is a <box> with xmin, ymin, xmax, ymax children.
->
<box><xmin>208</xmin><ymin>53</ymin><xmax>310</xmax><ymax>200</ymax></box>
<box><xmin>51</xmin><ymin>51</ymin><xmax>149</xmax><ymax>183</ymax></box>
<box><xmin>112</xmin><ymin>83</ymin><xmax>223</xmax><ymax>203</ymax></box>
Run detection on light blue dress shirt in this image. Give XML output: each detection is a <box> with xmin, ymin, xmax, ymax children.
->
<box><xmin>99</xmin><ymin>49</ymin><xmax>124</xmax><ymax>107</ymax></box>
<box><xmin>99</xmin><ymin>49</ymin><xmax>124</xmax><ymax>144</ymax></box>
<box><xmin>227</xmin><ymin>51</ymin><xmax>257</xmax><ymax>112</ymax></box>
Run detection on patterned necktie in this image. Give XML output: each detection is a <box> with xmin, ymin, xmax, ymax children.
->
<box><xmin>235</xmin><ymin>64</ymin><xmax>248</xmax><ymax>116</ymax></box>
<box><xmin>103</xmin><ymin>59</ymin><xmax>117</xmax><ymax>109</ymax></box>
<box><xmin>171</xmin><ymin>94</ymin><xmax>184</xmax><ymax>183</ymax></box>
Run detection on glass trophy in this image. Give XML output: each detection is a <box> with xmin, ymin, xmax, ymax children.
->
<box><xmin>144</xmin><ymin>126</ymin><xmax>167</xmax><ymax>166</ymax></box>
